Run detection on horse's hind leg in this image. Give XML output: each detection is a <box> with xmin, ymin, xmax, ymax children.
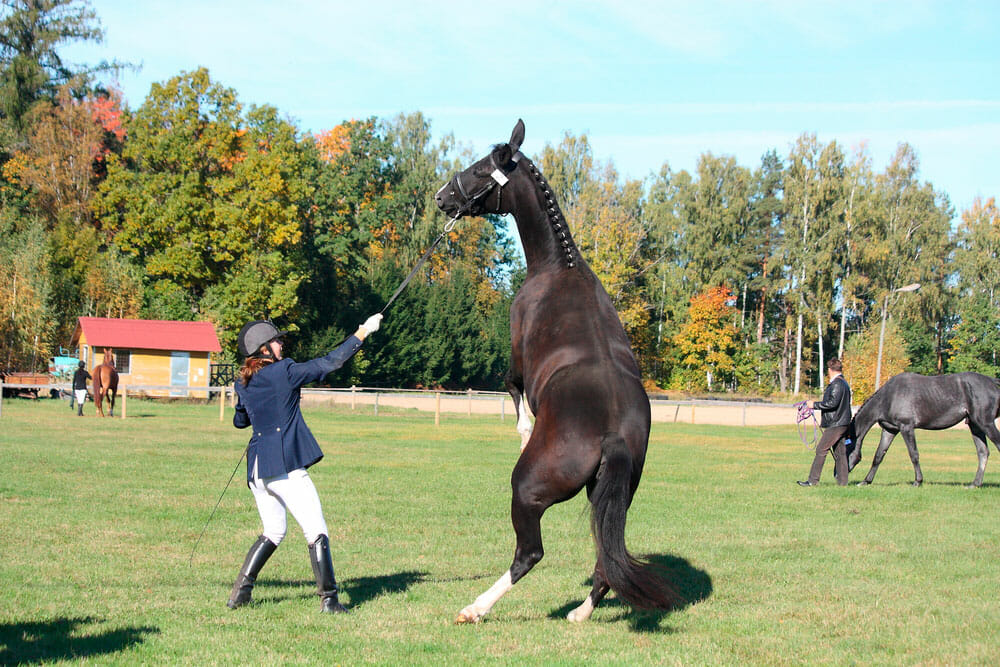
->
<box><xmin>968</xmin><ymin>424</ymin><xmax>991</xmax><ymax>488</ymax></box>
<box><xmin>899</xmin><ymin>427</ymin><xmax>923</xmax><ymax>486</ymax></box>
<box><xmin>455</xmin><ymin>496</ymin><xmax>546</xmax><ymax>624</ymax></box>
<box><xmin>567</xmin><ymin>566</ymin><xmax>610</xmax><ymax>622</ymax></box>
<box><xmin>859</xmin><ymin>429</ymin><xmax>897</xmax><ymax>485</ymax></box>
<box><xmin>455</xmin><ymin>457</ymin><xmax>552</xmax><ymax>623</ymax></box>
<box><xmin>108</xmin><ymin>390</ymin><xmax>116</xmax><ymax>417</ymax></box>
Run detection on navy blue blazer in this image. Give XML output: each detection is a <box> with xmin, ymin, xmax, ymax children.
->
<box><xmin>234</xmin><ymin>335</ymin><xmax>363</xmax><ymax>481</ymax></box>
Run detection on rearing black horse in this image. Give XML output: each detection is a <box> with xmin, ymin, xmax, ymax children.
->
<box><xmin>435</xmin><ymin>120</ymin><xmax>677</xmax><ymax>623</ymax></box>
<box><xmin>849</xmin><ymin>372</ymin><xmax>1000</xmax><ymax>488</ymax></box>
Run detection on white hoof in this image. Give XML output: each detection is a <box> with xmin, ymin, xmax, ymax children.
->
<box><xmin>455</xmin><ymin>606</ymin><xmax>484</xmax><ymax>624</ymax></box>
<box><xmin>567</xmin><ymin>598</ymin><xmax>594</xmax><ymax>622</ymax></box>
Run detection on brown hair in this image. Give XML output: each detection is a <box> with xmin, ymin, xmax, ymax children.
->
<box><xmin>827</xmin><ymin>358</ymin><xmax>843</xmax><ymax>372</ymax></box>
<box><xmin>239</xmin><ymin>355</ymin><xmax>273</xmax><ymax>385</ymax></box>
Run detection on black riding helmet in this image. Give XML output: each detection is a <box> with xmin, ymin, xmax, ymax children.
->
<box><xmin>237</xmin><ymin>320</ymin><xmax>287</xmax><ymax>358</ymax></box>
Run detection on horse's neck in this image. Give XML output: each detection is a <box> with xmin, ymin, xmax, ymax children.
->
<box><xmin>854</xmin><ymin>401</ymin><xmax>879</xmax><ymax>439</ymax></box>
<box><xmin>509</xmin><ymin>163</ymin><xmax>580</xmax><ymax>272</ymax></box>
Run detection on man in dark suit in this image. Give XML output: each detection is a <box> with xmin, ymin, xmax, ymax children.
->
<box><xmin>798</xmin><ymin>358</ymin><xmax>852</xmax><ymax>486</ymax></box>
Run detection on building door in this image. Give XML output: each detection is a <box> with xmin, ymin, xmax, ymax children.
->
<box><xmin>170</xmin><ymin>351</ymin><xmax>190</xmax><ymax>396</ymax></box>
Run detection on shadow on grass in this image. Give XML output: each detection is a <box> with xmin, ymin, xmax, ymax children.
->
<box><xmin>860</xmin><ymin>480</ymin><xmax>1000</xmax><ymax>488</ymax></box>
<box><xmin>549</xmin><ymin>554</ymin><xmax>712</xmax><ymax>634</ymax></box>
<box><xmin>0</xmin><ymin>616</ymin><xmax>158</xmax><ymax>664</ymax></box>
<box><xmin>259</xmin><ymin>570</ymin><xmax>428</xmax><ymax>608</ymax></box>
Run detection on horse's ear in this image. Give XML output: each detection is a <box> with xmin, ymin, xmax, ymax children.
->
<box><xmin>509</xmin><ymin>119</ymin><xmax>525</xmax><ymax>152</ymax></box>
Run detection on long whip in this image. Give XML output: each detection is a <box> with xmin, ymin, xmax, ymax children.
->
<box><xmin>189</xmin><ymin>446</ymin><xmax>247</xmax><ymax>565</ymax></box>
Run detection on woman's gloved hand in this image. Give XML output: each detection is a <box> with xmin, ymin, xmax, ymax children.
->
<box><xmin>359</xmin><ymin>313</ymin><xmax>383</xmax><ymax>336</ymax></box>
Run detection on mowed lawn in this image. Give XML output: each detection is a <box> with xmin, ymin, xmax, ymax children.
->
<box><xmin>1</xmin><ymin>398</ymin><xmax>997</xmax><ymax>665</ymax></box>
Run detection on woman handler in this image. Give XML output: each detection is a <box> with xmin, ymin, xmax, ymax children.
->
<box><xmin>227</xmin><ymin>314</ymin><xmax>382</xmax><ymax>613</ymax></box>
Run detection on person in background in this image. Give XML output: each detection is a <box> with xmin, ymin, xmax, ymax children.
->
<box><xmin>72</xmin><ymin>361</ymin><xmax>90</xmax><ymax>417</ymax></box>
<box><xmin>227</xmin><ymin>314</ymin><xmax>382</xmax><ymax>614</ymax></box>
<box><xmin>798</xmin><ymin>358</ymin><xmax>852</xmax><ymax>487</ymax></box>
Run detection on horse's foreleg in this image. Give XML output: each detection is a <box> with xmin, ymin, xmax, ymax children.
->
<box><xmin>455</xmin><ymin>484</ymin><xmax>546</xmax><ymax>624</ymax></box>
<box><xmin>505</xmin><ymin>372</ymin><xmax>532</xmax><ymax>452</ymax></box>
<box><xmin>899</xmin><ymin>427</ymin><xmax>923</xmax><ymax>486</ymax></box>
<box><xmin>567</xmin><ymin>566</ymin><xmax>610</xmax><ymax>623</ymax></box>
<box><xmin>859</xmin><ymin>429</ymin><xmax>896</xmax><ymax>485</ymax></box>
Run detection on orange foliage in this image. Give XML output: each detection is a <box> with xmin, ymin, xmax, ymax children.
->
<box><xmin>91</xmin><ymin>90</ymin><xmax>126</xmax><ymax>142</ymax></box>
<box><xmin>314</xmin><ymin>124</ymin><xmax>352</xmax><ymax>163</ymax></box>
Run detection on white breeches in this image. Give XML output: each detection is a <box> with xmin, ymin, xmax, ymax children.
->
<box><xmin>74</xmin><ymin>389</ymin><xmax>87</xmax><ymax>404</ymax></box>
<box><xmin>249</xmin><ymin>466</ymin><xmax>329</xmax><ymax>546</ymax></box>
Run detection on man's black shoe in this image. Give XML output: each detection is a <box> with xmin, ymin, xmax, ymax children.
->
<box><xmin>797</xmin><ymin>480</ymin><xmax>815</xmax><ymax>487</ymax></box>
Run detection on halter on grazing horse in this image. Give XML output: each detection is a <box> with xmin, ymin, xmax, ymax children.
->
<box><xmin>850</xmin><ymin>372</ymin><xmax>1000</xmax><ymax>488</ymax></box>
<box><xmin>92</xmin><ymin>348</ymin><xmax>119</xmax><ymax>417</ymax></box>
<box><xmin>435</xmin><ymin>120</ymin><xmax>678</xmax><ymax>623</ymax></box>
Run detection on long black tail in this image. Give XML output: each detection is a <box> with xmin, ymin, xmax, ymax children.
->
<box><xmin>590</xmin><ymin>432</ymin><xmax>680</xmax><ymax>611</ymax></box>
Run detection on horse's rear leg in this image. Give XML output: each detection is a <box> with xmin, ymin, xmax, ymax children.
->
<box><xmin>859</xmin><ymin>429</ymin><xmax>897</xmax><ymax>485</ymax></box>
<box><xmin>95</xmin><ymin>391</ymin><xmax>105</xmax><ymax>417</ymax></box>
<box><xmin>567</xmin><ymin>566</ymin><xmax>610</xmax><ymax>622</ymax></box>
<box><xmin>968</xmin><ymin>424</ymin><xmax>991</xmax><ymax>488</ymax></box>
<box><xmin>108</xmin><ymin>390</ymin><xmax>116</xmax><ymax>418</ymax></box>
<box><xmin>455</xmin><ymin>476</ymin><xmax>547</xmax><ymax>623</ymax></box>
<box><xmin>899</xmin><ymin>427</ymin><xmax>923</xmax><ymax>486</ymax></box>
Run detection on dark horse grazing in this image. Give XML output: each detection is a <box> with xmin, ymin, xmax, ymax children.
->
<box><xmin>849</xmin><ymin>372</ymin><xmax>1000</xmax><ymax>488</ymax></box>
<box><xmin>435</xmin><ymin>120</ymin><xmax>677</xmax><ymax>623</ymax></box>
<box><xmin>92</xmin><ymin>348</ymin><xmax>119</xmax><ymax>417</ymax></box>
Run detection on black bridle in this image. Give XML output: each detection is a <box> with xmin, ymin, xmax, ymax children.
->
<box><xmin>438</xmin><ymin>150</ymin><xmax>523</xmax><ymax>223</ymax></box>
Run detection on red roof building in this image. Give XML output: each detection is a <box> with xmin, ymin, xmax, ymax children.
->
<box><xmin>71</xmin><ymin>317</ymin><xmax>223</xmax><ymax>396</ymax></box>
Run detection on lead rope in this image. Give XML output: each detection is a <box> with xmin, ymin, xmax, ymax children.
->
<box><xmin>794</xmin><ymin>401</ymin><xmax>819</xmax><ymax>449</ymax></box>
<box><xmin>379</xmin><ymin>216</ymin><xmax>458</xmax><ymax>315</ymax></box>
<box><xmin>189</xmin><ymin>446</ymin><xmax>247</xmax><ymax>565</ymax></box>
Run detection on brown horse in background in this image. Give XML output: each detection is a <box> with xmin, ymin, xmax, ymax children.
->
<box><xmin>93</xmin><ymin>348</ymin><xmax>119</xmax><ymax>417</ymax></box>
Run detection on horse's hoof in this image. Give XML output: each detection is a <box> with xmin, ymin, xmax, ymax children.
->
<box><xmin>856</xmin><ymin>481</ymin><xmax>869</xmax><ymax>486</ymax></box>
<box><xmin>966</xmin><ymin>484</ymin><xmax>980</xmax><ymax>490</ymax></box>
<box><xmin>912</xmin><ymin>481</ymin><xmax>922</xmax><ymax>487</ymax></box>
<box><xmin>454</xmin><ymin>611</ymin><xmax>482</xmax><ymax>624</ymax></box>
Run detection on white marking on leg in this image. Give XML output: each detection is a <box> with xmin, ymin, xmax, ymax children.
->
<box><xmin>455</xmin><ymin>570</ymin><xmax>513</xmax><ymax>624</ymax></box>
<box><xmin>516</xmin><ymin>397</ymin><xmax>533</xmax><ymax>452</ymax></box>
<box><xmin>567</xmin><ymin>595</ymin><xmax>595</xmax><ymax>622</ymax></box>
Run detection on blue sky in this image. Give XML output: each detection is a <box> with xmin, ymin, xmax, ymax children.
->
<box><xmin>65</xmin><ymin>1</ymin><xmax>999</xmax><ymax>216</ymax></box>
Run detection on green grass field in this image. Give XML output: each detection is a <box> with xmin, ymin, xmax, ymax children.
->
<box><xmin>1</xmin><ymin>398</ymin><xmax>997</xmax><ymax>665</ymax></box>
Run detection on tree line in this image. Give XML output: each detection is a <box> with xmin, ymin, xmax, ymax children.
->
<box><xmin>2</xmin><ymin>1</ymin><xmax>997</xmax><ymax>399</ymax></box>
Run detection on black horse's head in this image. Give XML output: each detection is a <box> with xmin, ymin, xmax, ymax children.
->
<box><xmin>435</xmin><ymin>119</ymin><xmax>525</xmax><ymax>220</ymax></box>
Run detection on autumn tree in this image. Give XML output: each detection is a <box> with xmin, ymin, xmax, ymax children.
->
<box><xmin>0</xmin><ymin>215</ymin><xmax>53</xmax><ymax>369</ymax></box>
<box><xmin>94</xmin><ymin>69</ymin><xmax>310</xmax><ymax>345</ymax></box>
<box><xmin>842</xmin><ymin>318</ymin><xmax>909</xmax><ymax>403</ymax></box>
<box><xmin>0</xmin><ymin>0</ymin><xmax>117</xmax><ymax>147</ymax></box>
<box><xmin>670</xmin><ymin>286</ymin><xmax>739</xmax><ymax>392</ymax></box>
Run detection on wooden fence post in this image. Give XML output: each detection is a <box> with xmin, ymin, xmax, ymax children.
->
<box><xmin>467</xmin><ymin>388</ymin><xmax>473</xmax><ymax>417</ymax></box>
<box><xmin>435</xmin><ymin>392</ymin><xmax>441</xmax><ymax>426</ymax></box>
<box><xmin>373</xmin><ymin>392</ymin><xmax>379</xmax><ymax>417</ymax></box>
<box><xmin>121</xmin><ymin>385</ymin><xmax>127</xmax><ymax>419</ymax></box>
<box><xmin>219</xmin><ymin>387</ymin><xmax>225</xmax><ymax>421</ymax></box>
<box><xmin>351</xmin><ymin>385</ymin><xmax>356</xmax><ymax>410</ymax></box>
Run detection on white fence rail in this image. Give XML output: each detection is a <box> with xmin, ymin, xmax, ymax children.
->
<box><xmin>1</xmin><ymin>381</ymin><xmax>802</xmax><ymax>426</ymax></box>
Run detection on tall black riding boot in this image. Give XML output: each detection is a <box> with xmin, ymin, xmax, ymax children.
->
<box><xmin>76</xmin><ymin>400</ymin><xmax>83</xmax><ymax>416</ymax></box>
<box><xmin>227</xmin><ymin>535</ymin><xmax>277</xmax><ymax>609</ymax></box>
<box><xmin>308</xmin><ymin>534</ymin><xmax>347</xmax><ymax>613</ymax></box>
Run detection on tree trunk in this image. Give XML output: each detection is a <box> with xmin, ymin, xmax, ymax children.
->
<box><xmin>817</xmin><ymin>309</ymin><xmax>825</xmax><ymax>391</ymax></box>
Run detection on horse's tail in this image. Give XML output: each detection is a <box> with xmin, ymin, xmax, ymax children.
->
<box><xmin>589</xmin><ymin>432</ymin><xmax>680</xmax><ymax>611</ymax></box>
